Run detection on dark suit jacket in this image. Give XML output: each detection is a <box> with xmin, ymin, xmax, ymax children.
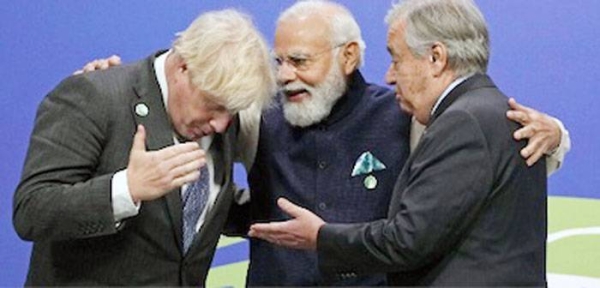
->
<box><xmin>13</xmin><ymin>51</ymin><xmax>238</xmax><ymax>286</ymax></box>
<box><xmin>317</xmin><ymin>74</ymin><xmax>547</xmax><ymax>286</ymax></box>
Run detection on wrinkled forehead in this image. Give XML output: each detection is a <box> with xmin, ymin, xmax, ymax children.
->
<box><xmin>274</xmin><ymin>16</ymin><xmax>331</xmax><ymax>55</ymax></box>
<box><xmin>386</xmin><ymin>20</ymin><xmax>407</xmax><ymax>53</ymax></box>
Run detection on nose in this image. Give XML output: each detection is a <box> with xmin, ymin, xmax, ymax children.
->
<box><xmin>210</xmin><ymin>112</ymin><xmax>233</xmax><ymax>133</ymax></box>
<box><xmin>276</xmin><ymin>62</ymin><xmax>297</xmax><ymax>85</ymax></box>
<box><xmin>385</xmin><ymin>63</ymin><xmax>396</xmax><ymax>85</ymax></box>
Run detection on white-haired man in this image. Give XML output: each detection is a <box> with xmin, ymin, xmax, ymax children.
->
<box><xmin>13</xmin><ymin>9</ymin><xmax>275</xmax><ymax>286</ymax></box>
<box><xmin>250</xmin><ymin>0</ymin><xmax>549</xmax><ymax>285</ymax></box>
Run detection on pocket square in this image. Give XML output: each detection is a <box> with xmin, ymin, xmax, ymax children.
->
<box><xmin>351</xmin><ymin>151</ymin><xmax>386</xmax><ymax>177</ymax></box>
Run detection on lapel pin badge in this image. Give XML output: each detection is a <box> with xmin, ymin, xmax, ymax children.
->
<box><xmin>364</xmin><ymin>174</ymin><xmax>378</xmax><ymax>190</ymax></box>
<box><xmin>135</xmin><ymin>103</ymin><xmax>149</xmax><ymax>117</ymax></box>
<box><xmin>351</xmin><ymin>151</ymin><xmax>386</xmax><ymax>190</ymax></box>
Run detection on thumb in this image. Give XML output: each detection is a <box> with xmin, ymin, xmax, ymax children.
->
<box><xmin>277</xmin><ymin>198</ymin><xmax>305</xmax><ymax>218</ymax></box>
<box><xmin>131</xmin><ymin>124</ymin><xmax>147</xmax><ymax>152</ymax></box>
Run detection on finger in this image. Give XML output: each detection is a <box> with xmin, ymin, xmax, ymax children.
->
<box><xmin>149</xmin><ymin>150</ymin><xmax>205</xmax><ymax>189</ymax></box>
<box><xmin>99</xmin><ymin>60</ymin><xmax>110</xmax><ymax>70</ymax></box>
<box><xmin>156</xmin><ymin>142</ymin><xmax>203</xmax><ymax>160</ymax></box>
<box><xmin>515</xmin><ymin>122</ymin><xmax>541</xmax><ymax>140</ymax></box>
<box><xmin>507</xmin><ymin>97</ymin><xmax>534</xmax><ymax>114</ymax></box>
<box><xmin>91</xmin><ymin>59</ymin><xmax>103</xmax><ymax>71</ymax></box>
<box><xmin>520</xmin><ymin>136</ymin><xmax>545</xmax><ymax>160</ymax></box>
<box><xmin>81</xmin><ymin>61</ymin><xmax>96</xmax><ymax>73</ymax></box>
<box><xmin>175</xmin><ymin>157</ymin><xmax>205</xmax><ymax>176</ymax></box>
<box><xmin>169</xmin><ymin>159</ymin><xmax>205</xmax><ymax>184</ymax></box>
<box><xmin>153</xmin><ymin>146</ymin><xmax>205</xmax><ymax>176</ymax></box>
<box><xmin>247</xmin><ymin>228</ymin><xmax>266</xmax><ymax>240</ymax></box>
<box><xmin>277</xmin><ymin>198</ymin><xmax>306</xmax><ymax>219</ymax></box>
<box><xmin>513</xmin><ymin>126</ymin><xmax>529</xmax><ymax>141</ymax></box>
<box><xmin>249</xmin><ymin>224</ymin><xmax>273</xmax><ymax>238</ymax></box>
<box><xmin>108</xmin><ymin>55</ymin><xmax>122</xmax><ymax>65</ymax></box>
<box><xmin>131</xmin><ymin>125</ymin><xmax>147</xmax><ymax>152</ymax></box>
<box><xmin>250</xmin><ymin>221</ymin><xmax>291</xmax><ymax>235</ymax></box>
<box><xmin>248</xmin><ymin>227</ymin><xmax>258</xmax><ymax>238</ymax></box>
<box><xmin>526</xmin><ymin>150</ymin><xmax>545</xmax><ymax>167</ymax></box>
<box><xmin>255</xmin><ymin>233</ymin><xmax>280</xmax><ymax>245</ymax></box>
<box><xmin>506</xmin><ymin>110</ymin><xmax>529</xmax><ymax>125</ymax></box>
<box><xmin>520</xmin><ymin>143</ymin><xmax>534</xmax><ymax>159</ymax></box>
<box><xmin>172</xmin><ymin>169</ymin><xmax>201</xmax><ymax>188</ymax></box>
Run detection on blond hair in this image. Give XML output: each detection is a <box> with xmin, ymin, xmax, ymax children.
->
<box><xmin>172</xmin><ymin>9</ymin><xmax>276</xmax><ymax>113</ymax></box>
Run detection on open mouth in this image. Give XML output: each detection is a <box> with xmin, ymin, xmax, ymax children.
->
<box><xmin>284</xmin><ymin>88</ymin><xmax>309</xmax><ymax>102</ymax></box>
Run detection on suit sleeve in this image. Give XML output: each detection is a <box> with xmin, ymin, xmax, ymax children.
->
<box><xmin>13</xmin><ymin>75</ymin><xmax>118</xmax><ymax>242</ymax></box>
<box><xmin>317</xmin><ymin>110</ymin><xmax>494</xmax><ymax>273</ymax></box>
<box><xmin>225</xmin><ymin>106</ymin><xmax>262</xmax><ymax>236</ymax></box>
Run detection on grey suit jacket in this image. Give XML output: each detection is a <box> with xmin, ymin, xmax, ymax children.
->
<box><xmin>13</xmin><ymin>51</ymin><xmax>238</xmax><ymax>286</ymax></box>
<box><xmin>317</xmin><ymin>74</ymin><xmax>547</xmax><ymax>286</ymax></box>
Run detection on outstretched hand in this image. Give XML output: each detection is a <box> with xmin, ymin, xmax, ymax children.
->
<box><xmin>73</xmin><ymin>55</ymin><xmax>122</xmax><ymax>75</ymax></box>
<box><xmin>249</xmin><ymin>198</ymin><xmax>325</xmax><ymax>250</ymax></box>
<box><xmin>126</xmin><ymin>125</ymin><xmax>206</xmax><ymax>202</ymax></box>
<box><xmin>506</xmin><ymin>98</ymin><xmax>561</xmax><ymax>166</ymax></box>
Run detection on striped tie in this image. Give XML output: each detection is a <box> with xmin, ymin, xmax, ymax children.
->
<box><xmin>182</xmin><ymin>165</ymin><xmax>210</xmax><ymax>253</ymax></box>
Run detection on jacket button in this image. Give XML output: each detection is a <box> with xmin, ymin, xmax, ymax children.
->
<box><xmin>318</xmin><ymin>161</ymin><xmax>327</xmax><ymax>169</ymax></box>
<box><xmin>318</xmin><ymin>202</ymin><xmax>327</xmax><ymax>210</ymax></box>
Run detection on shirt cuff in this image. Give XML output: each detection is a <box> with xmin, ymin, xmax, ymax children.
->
<box><xmin>111</xmin><ymin>169</ymin><xmax>140</xmax><ymax>223</ymax></box>
<box><xmin>548</xmin><ymin>118</ymin><xmax>571</xmax><ymax>159</ymax></box>
<box><xmin>545</xmin><ymin>118</ymin><xmax>571</xmax><ymax>175</ymax></box>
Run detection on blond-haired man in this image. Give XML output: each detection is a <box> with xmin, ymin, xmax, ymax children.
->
<box><xmin>13</xmin><ymin>9</ymin><xmax>275</xmax><ymax>286</ymax></box>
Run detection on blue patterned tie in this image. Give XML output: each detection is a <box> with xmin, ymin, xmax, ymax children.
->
<box><xmin>182</xmin><ymin>165</ymin><xmax>210</xmax><ymax>254</ymax></box>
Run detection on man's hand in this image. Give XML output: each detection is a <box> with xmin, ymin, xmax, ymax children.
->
<box><xmin>73</xmin><ymin>55</ymin><xmax>122</xmax><ymax>75</ymax></box>
<box><xmin>127</xmin><ymin>125</ymin><xmax>206</xmax><ymax>202</ymax></box>
<box><xmin>506</xmin><ymin>98</ymin><xmax>561</xmax><ymax>166</ymax></box>
<box><xmin>249</xmin><ymin>198</ymin><xmax>325</xmax><ymax>250</ymax></box>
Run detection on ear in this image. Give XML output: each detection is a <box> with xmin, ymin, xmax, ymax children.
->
<box><xmin>429</xmin><ymin>42</ymin><xmax>448</xmax><ymax>77</ymax></box>
<box><xmin>340</xmin><ymin>41</ymin><xmax>360</xmax><ymax>75</ymax></box>
<box><xmin>179</xmin><ymin>62</ymin><xmax>188</xmax><ymax>73</ymax></box>
<box><xmin>171</xmin><ymin>53</ymin><xmax>188</xmax><ymax>73</ymax></box>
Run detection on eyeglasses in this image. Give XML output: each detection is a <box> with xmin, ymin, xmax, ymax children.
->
<box><xmin>273</xmin><ymin>42</ymin><xmax>347</xmax><ymax>72</ymax></box>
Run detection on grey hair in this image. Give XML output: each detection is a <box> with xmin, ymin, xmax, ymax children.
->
<box><xmin>172</xmin><ymin>9</ymin><xmax>276</xmax><ymax>113</ymax></box>
<box><xmin>278</xmin><ymin>0</ymin><xmax>367</xmax><ymax>67</ymax></box>
<box><xmin>385</xmin><ymin>0</ymin><xmax>490</xmax><ymax>77</ymax></box>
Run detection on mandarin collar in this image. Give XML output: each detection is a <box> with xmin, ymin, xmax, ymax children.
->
<box><xmin>318</xmin><ymin>70</ymin><xmax>367</xmax><ymax>127</ymax></box>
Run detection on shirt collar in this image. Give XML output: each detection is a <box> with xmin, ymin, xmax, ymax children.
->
<box><xmin>431</xmin><ymin>73</ymin><xmax>473</xmax><ymax>116</ymax></box>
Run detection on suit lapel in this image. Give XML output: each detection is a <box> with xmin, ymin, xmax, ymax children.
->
<box><xmin>131</xmin><ymin>51</ymin><xmax>184</xmax><ymax>254</ymax></box>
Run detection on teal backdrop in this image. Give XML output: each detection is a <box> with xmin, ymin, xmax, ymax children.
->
<box><xmin>1</xmin><ymin>1</ymin><xmax>598</xmax><ymax>286</ymax></box>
